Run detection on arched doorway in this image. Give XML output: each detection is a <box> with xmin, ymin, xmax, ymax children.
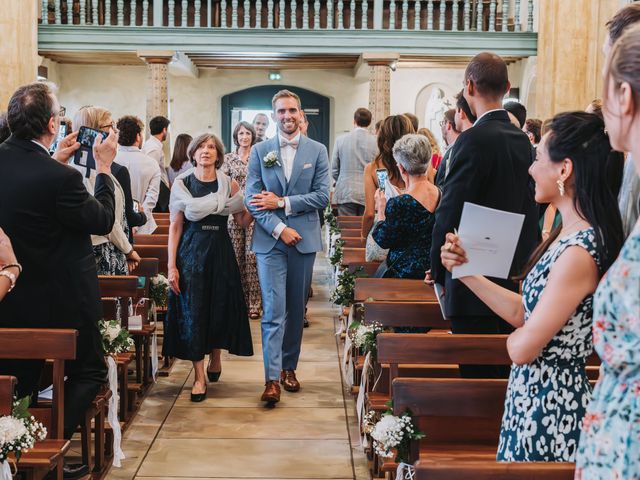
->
<box><xmin>221</xmin><ymin>85</ymin><xmax>331</xmax><ymax>151</ymax></box>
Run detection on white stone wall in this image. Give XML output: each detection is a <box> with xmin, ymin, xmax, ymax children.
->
<box><xmin>45</xmin><ymin>60</ymin><xmax>530</xmax><ymax>153</ymax></box>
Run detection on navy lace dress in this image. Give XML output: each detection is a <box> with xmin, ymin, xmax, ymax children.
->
<box><xmin>372</xmin><ymin>194</ymin><xmax>436</xmax><ymax>279</ymax></box>
<box><xmin>163</xmin><ymin>174</ymin><xmax>253</xmax><ymax>361</ymax></box>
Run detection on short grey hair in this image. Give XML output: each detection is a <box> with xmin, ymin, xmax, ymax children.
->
<box><xmin>392</xmin><ymin>134</ymin><xmax>432</xmax><ymax>176</ymax></box>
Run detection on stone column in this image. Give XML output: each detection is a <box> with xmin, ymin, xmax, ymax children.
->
<box><xmin>363</xmin><ymin>53</ymin><xmax>399</xmax><ymax>126</ymax></box>
<box><xmin>138</xmin><ymin>51</ymin><xmax>174</xmax><ymax>166</ymax></box>
<box><xmin>534</xmin><ymin>0</ymin><xmax>620</xmax><ymax>119</ymax></box>
<box><xmin>0</xmin><ymin>0</ymin><xmax>38</xmax><ymax>108</ymax></box>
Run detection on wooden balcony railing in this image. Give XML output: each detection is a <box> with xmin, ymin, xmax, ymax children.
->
<box><xmin>41</xmin><ymin>0</ymin><xmax>536</xmax><ymax>32</ymax></box>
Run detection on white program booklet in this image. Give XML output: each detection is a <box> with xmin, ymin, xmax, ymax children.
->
<box><xmin>452</xmin><ymin>202</ymin><xmax>526</xmax><ymax>280</ymax></box>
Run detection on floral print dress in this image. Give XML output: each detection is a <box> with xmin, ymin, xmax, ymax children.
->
<box><xmin>222</xmin><ymin>152</ymin><xmax>262</xmax><ymax>314</ymax></box>
<box><xmin>575</xmin><ymin>220</ymin><xmax>640</xmax><ymax>479</ymax></box>
<box><xmin>497</xmin><ymin>229</ymin><xmax>599</xmax><ymax>462</ymax></box>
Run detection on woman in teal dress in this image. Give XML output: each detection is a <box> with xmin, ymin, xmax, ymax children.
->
<box><xmin>440</xmin><ymin>112</ymin><xmax>624</xmax><ymax>461</ymax></box>
<box><xmin>575</xmin><ymin>26</ymin><xmax>640</xmax><ymax>479</ymax></box>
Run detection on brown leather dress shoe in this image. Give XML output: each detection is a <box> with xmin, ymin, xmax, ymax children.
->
<box><xmin>280</xmin><ymin>369</ymin><xmax>301</xmax><ymax>392</ymax></box>
<box><xmin>260</xmin><ymin>380</ymin><xmax>281</xmax><ymax>403</ymax></box>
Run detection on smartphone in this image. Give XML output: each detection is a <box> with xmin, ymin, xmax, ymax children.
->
<box><xmin>376</xmin><ymin>168</ymin><xmax>388</xmax><ymax>193</ymax></box>
<box><xmin>73</xmin><ymin>126</ymin><xmax>108</xmax><ymax>170</ymax></box>
<box><xmin>132</xmin><ymin>199</ymin><xmax>140</xmax><ymax>212</ymax></box>
<box><xmin>49</xmin><ymin>122</ymin><xmax>67</xmax><ymax>155</ymax></box>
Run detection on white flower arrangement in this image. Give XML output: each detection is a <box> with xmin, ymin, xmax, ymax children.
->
<box><xmin>368</xmin><ymin>411</ymin><xmax>424</xmax><ymax>463</ymax></box>
<box><xmin>150</xmin><ymin>274</ymin><xmax>170</xmax><ymax>307</ymax></box>
<box><xmin>99</xmin><ymin>320</ymin><xmax>134</xmax><ymax>355</ymax></box>
<box><xmin>263</xmin><ymin>151</ymin><xmax>281</xmax><ymax>168</ymax></box>
<box><xmin>351</xmin><ymin>322</ymin><xmax>383</xmax><ymax>351</ymax></box>
<box><xmin>0</xmin><ymin>397</ymin><xmax>47</xmax><ymax>466</ymax></box>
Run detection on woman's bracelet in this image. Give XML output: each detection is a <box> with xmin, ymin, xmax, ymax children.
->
<box><xmin>1</xmin><ymin>263</ymin><xmax>22</xmax><ymax>274</ymax></box>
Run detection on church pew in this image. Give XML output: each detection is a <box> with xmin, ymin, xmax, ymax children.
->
<box><xmin>347</xmin><ymin>261</ymin><xmax>380</xmax><ymax>277</ymax></box>
<box><xmin>342</xmin><ymin>247</ymin><xmax>366</xmax><ymax>265</ymax></box>
<box><xmin>134</xmin><ymin>234</ymin><xmax>169</xmax><ymax>246</ymax></box>
<box><xmin>0</xmin><ymin>375</ymin><xmax>16</xmax><ymax>414</ymax></box>
<box><xmin>135</xmin><ymin>245</ymin><xmax>169</xmax><ymax>274</ymax></box>
<box><xmin>153</xmin><ymin>213</ymin><xmax>170</xmax><ymax>220</ymax></box>
<box><xmin>354</xmin><ymin>278</ymin><xmax>436</xmax><ymax>302</ymax></box>
<box><xmin>0</xmin><ymin>329</ymin><xmax>76</xmax><ymax>480</ymax></box>
<box><xmin>340</xmin><ymin>228</ymin><xmax>361</xmax><ymax>238</ymax></box>
<box><xmin>337</xmin><ymin>220</ymin><xmax>362</xmax><ymax>230</ymax></box>
<box><xmin>363</xmin><ymin>301</ymin><xmax>446</xmax><ymax>329</ymax></box>
<box><xmin>154</xmin><ymin>225</ymin><xmax>170</xmax><ymax>234</ymax></box>
<box><xmin>342</xmin><ymin>237</ymin><xmax>366</xmax><ymax>248</ymax></box>
<box><xmin>415</xmin><ymin>459</ymin><xmax>575</xmax><ymax>480</ymax></box>
<box><xmin>392</xmin><ymin>377</ymin><xmax>507</xmax><ymax>465</ymax></box>
<box><xmin>98</xmin><ymin>276</ymin><xmax>151</xmax><ymax>417</ymax></box>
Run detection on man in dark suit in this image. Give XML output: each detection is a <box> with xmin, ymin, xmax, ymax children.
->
<box><xmin>0</xmin><ymin>83</ymin><xmax>117</xmax><ymax>461</ymax></box>
<box><xmin>430</xmin><ymin>53</ymin><xmax>539</xmax><ymax>378</ymax></box>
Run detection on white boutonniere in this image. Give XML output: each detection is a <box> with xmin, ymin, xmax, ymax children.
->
<box><xmin>263</xmin><ymin>151</ymin><xmax>281</xmax><ymax>168</ymax></box>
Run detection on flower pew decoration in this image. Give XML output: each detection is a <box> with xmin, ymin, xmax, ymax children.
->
<box><xmin>99</xmin><ymin>319</ymin><xmax>134</xmax><ymax>355</ymax></box>
<box><xmin>331</xmin><ymin>264</ymin><xmax>363</xmax><ymax>308</ymax></box>
<box><xmin>329</xmin><ymin>239</ymin><xmax>345</xmax><ymax>267</ymax></box>
<box><xmin>149</xmin><ymin>274</ymin><xmax>170</xmax><ymax>308</ymax></box>
<box><xmin>0</xmin><ymin>396</ymin><xmax>47</xmax><ymax>479</ymax></box>
<box><xmin>349</xmin><ymin>321</ymin><xmax>384</xmax><ymax>360</ymax></box>
<box><xmin>365</xmin><ymin>409</ymin><xmax>424</xmax><ymax>464</ymax></box>
<box><xmin>98</xmin><ymin>320</ymin><xmax>131</xmax><ymax>467</ymax></box>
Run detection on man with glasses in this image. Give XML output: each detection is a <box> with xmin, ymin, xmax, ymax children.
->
<box><xmin>0</xmin><ymin>82</ymin><xmax>118</xmax><ymax>479</ymax></box>
<box><xmin>435</xmin><ymin>109</ymin><xmax>460</xmax><ymax>189</ymax></box>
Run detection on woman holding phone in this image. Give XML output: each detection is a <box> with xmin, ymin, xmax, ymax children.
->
<box><xmin>361</xmin><ymin>115</ymin><xmax>414</xmax><ymax>238</ymax></box>
<box><xmin>72</xmin><ymin>106</ymin><xmax>141</xmax><ymax>274</ymax></box>
<box><xmin>372</xmin><ymin>134</ymin><xmax>440</xmax><ymax>278</ymax></box>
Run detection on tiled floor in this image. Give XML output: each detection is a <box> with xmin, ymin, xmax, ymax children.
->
<box><xmin>105</xmin><ymin>254</ymin><xmax>369</xmax><ymax>480</ymax></box>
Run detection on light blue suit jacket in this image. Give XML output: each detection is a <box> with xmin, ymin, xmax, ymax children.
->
<box><xmin>245</xmin><ymin>135</ymin><xmax>330</xmax><ymax>254</ymax></box>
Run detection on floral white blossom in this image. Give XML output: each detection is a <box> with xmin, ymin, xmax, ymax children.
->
<box><xmin>99</xmin><ymin>320</ymin><xmax>135</xmax><ymax>355</ymax></box>
<box><xmin>0</xmin><ymin>399</ymin><xmax>47</xmax><ymax>464</ymax></box>
<box><xmin>0</xmin><ymin>417</ymin><xmax>27</xmax><ymax>445</ymax></box>
<box><xmin>369</xmin><ymin>412</ymin><xmax>423</xmax><ymax>461</ymax></box>
<box><xmin>263</xmin><ymin>151</ymin><xmax>281</xmax><ymax>168</ymax></box>
<box><xmin>351</xmin><ymin>323</ymin><xmax>383</xmax><ymax>350</ymax></box>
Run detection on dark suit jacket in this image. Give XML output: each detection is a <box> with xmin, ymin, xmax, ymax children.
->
<box><xmin>0</xmin><ymin>135</ymin><xmax>116</xmax><ymax>329</ymax></box>
<box><xmin>430</xmin><ymin>110</ymin><xmax>539</xmax><ymax>317</ymax></box>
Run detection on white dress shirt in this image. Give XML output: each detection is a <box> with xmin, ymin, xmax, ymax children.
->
<box><xmin>115</xmin><ymin>145</ymin><xmax>162</xmax><ymax>235</ymax></box>
<box><xmin>142</xmin><ymin>135</ymin><xmax>169</xmax><ymax>186</ymax></box>
<box><xmin>271</xmin><ymin>132</ymin><xmax>300</xmax><ymax>239</ymax></box>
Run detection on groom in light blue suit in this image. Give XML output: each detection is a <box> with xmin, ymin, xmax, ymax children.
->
<box><xmin>245</xmin><ymin>90</ymin><xmax>329</xmax><ymax>404</ymax></box>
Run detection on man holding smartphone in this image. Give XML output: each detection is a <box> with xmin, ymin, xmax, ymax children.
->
<box><xmin>0</xmin><ymin>82</ymin><xmax>119</xmax><ymax>479</ymax></box>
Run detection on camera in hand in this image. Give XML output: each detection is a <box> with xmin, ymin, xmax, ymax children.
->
<box><xmin>73</xmin><ymin>126</ymin><xmax>108</xmax><ymax>170</ymax></box>
<box><xmin>376</xmin><ymin>168</ymin><xmax>388</xmax><ymax>193</ymax></box>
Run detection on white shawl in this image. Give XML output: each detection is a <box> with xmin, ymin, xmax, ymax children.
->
<box><xmin>168</xmin><ymin>168</ymin><xmax>245</xmax><ymax>222</ymax></box>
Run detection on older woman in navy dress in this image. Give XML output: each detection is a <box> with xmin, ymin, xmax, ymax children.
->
<box><xmin>165</xmin><ymin>133</ymin><xmax>254</xmax><ymax>402</ymax></box>
<box><xmin>372</xmin><ymin>134</ymin><xmax>440</xmax><ymax>279</ymax></box>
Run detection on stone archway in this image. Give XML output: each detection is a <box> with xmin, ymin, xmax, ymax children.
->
<box><xmin>221</xmin><ymin>85</ymin><xmax>331</xmax><ymax>151</ymax></box>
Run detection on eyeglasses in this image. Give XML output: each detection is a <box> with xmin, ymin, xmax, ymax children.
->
<box><xmin>99</xmin><ymin>122</ymin><xmax>116</xmax><ymax>131</ymax></box>
<box><xmin>56</xmin><ymin>106</ymin><xmax>66</xmax><ymax>117</ymax></box>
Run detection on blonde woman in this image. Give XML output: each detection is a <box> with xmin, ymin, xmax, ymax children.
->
<box><xmin>72</xmin><ymin>106</ymin><xmax>141</xmax><ymax>274</ymax></box>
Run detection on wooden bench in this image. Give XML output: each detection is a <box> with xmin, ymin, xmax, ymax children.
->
<box><xmin>134</xmin><ymin>234</ymin><xmax>169</xmax><ymax>246</ymax></box>
<box><xmin>154</xmin><ymin>225</ymin><xmax>170</xmax><ymax>235</ymax></box>
<box><xmin>342</xmin><ymin>247</ymin><xmax>366</xmax><ymax>265</ymax></box>
<box><xmin>354</xmin><ymin>278</ymin><xmax>436</xmax><ymax>302</ymax></box>
<box><xmin>363</xmin><ymin>301</ymin><xmax>446</xmax><ymax>329</ymax></box>
<box><xmin>337</xmin><ymin>220</ymin><xmax>362</xmax><ymax>230</ymax></box>
<box><xmin>0</xmin><ymin>329</ymin><xmax>77</xmax><ymax>480</ymax></box>
<box><xmin>340</xmin><ymin>228</ymin><xmax>361</xmax><ymax>238</ymax></box>
<box><xmin>135</xmin><ymin>245</ymin><xmax>168</xmax><ymax>275</ymax></box>
<box><xmin>415</xmin><ymin>459</ymin><xmax>576</xmax><ymax>479</ymax></box>
<box><xmin>342</xmin><ymin>237</ymin><xmax>366</xmax><ymax>248</ymax></box>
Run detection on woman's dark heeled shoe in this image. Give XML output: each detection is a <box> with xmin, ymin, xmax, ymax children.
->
<box><xmin>207</xmin><ymin>370</ymin><xmax>221</xmax><ymax>382</ymax></box>
<box><xmin>190</xmin><ymin>385</ymin><xmax>207</xmax><ymax>402</ymax></box>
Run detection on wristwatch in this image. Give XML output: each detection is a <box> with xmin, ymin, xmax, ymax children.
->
<box><xmin>277</xmin><ymin>198</ymin><xmax>285</xmax><ymax>209</ymax></box>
